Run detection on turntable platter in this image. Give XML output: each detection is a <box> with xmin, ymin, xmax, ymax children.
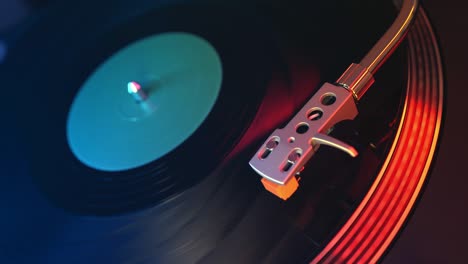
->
<box><xmin>0</xmin><ymin>0</ymin><xmax>446</xmax><ymax>263</ymax></box>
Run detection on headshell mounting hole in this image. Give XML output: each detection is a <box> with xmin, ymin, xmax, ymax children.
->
<box><xmin>296</xmin><ymin>123</ymin><xmax>309</xmax><ymax>134</ymax></box>
<box><xmin>321</xmin><ymin>93</ymin><xmax>337</xmax><ymax>105</ymax></box>
<box><xmin>307</xmin><ymin>108</ymin><xmax>324</xmax><ymax>121</ymax></box>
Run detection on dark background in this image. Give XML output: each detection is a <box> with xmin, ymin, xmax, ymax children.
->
<box><xmin>384</xmin><ymin>0</ymin><xmax>468</xmax><ymax>263</ymax></box>
<box><xmin>0</xmin><ymin>0</ymin><xmax>467</xmax><ymax>263</ymax></box>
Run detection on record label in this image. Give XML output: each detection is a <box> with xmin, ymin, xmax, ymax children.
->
<box><xmin>66</xmin><ymin>32</ymin><xmax>223</xmax><ymax>171</ymax></box>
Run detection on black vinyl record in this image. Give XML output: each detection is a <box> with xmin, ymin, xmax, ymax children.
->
<box><xmin>2</xmin><ymin>0</ymin><xmax>284</xmax><ymax>215</ymax></box>
<box><xmin>0</xmin><ymin>0</ymin><xmax>440</xmax><ymax>263</ymax></box>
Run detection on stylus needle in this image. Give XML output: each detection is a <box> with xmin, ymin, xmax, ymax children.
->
<box><xmin>249</xmin><ymin>82</ymin><xmax>359</xmax><ymax>187</ymax></box>
<box><xmin>249</xmin><ymin>0</ymin><xmax>419</xmax><ymax>200</ymax></box>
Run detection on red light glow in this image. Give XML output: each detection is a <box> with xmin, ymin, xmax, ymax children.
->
<box><xmin>311</xmin><ymin>9</ymin><xmax>443</xmax><ymax>264</ymax></box>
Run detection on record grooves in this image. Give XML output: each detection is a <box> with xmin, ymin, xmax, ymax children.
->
<box><xmin>0</xmin><ymin>0</ymin><xmax>444</xmax><ymax>263</ymax></box>
<box><xmin>5</xmin><ymin>2</ymin><xmax>283</xmax><ymax>215</ymax></box>
<box><xmin>311</xmin><ymin>6</ymin><xmax>444</xmax><ymax>263</ymax></box>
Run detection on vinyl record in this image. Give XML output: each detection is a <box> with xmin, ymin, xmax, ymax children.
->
<box><xmin>1</xmin><ymin>0</ymin><xmax>290</xmax><ymax>215</ymax></box>
<box><xmin>0</xmin><ymin>0</ymin><xmax>443</xmax><ymax>263</ymax></box>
